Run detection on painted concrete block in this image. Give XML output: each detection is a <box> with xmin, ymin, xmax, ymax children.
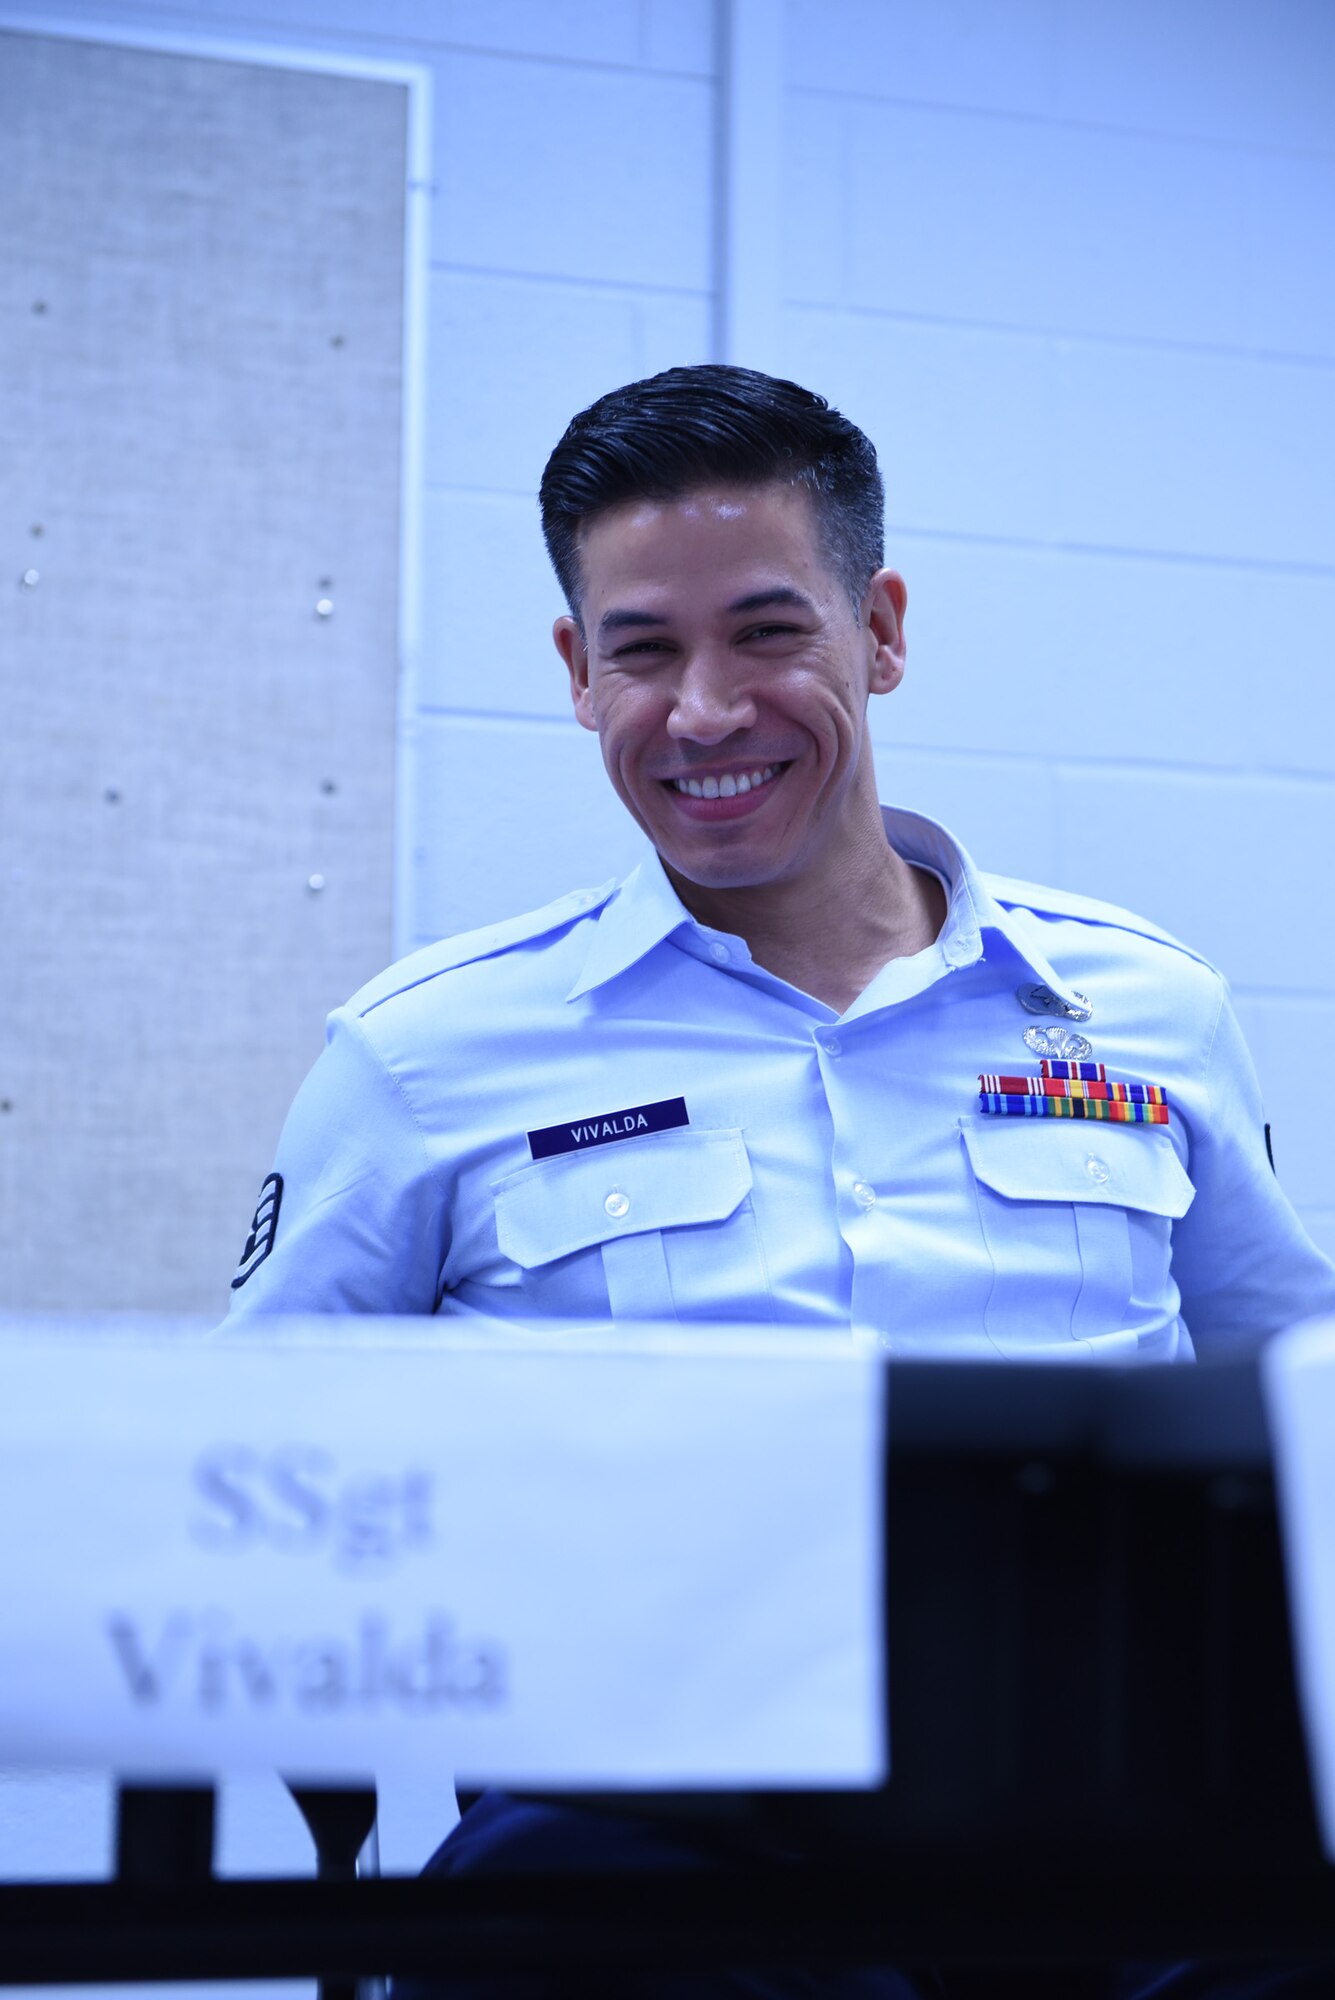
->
<box><xmin>785</xmin><ymin>0</ymin><xmax>1062</xmax><ymax>118</ymax></box>
<box><xmin>1053</xmin><ymin>340</ymin><xmax>1335</xmax><ymax>568</ymax></box>
<box><xmin>426</xmin><ymin>271</ymin><xmax>708</xmax><ymax>494</ymax></box>
<box><xmin>434</xmin><ymin>52</ymin><xmax>712</xmax><ymax>290</ymax></box>
<box><xmin>780</xmin><ymin>87</ymin><xmax>847</xmax><ymax>306</ymax></box>
<box><xmin>777</xmin><ymin>305</ymin><xmax>1057</xmax><ymax>539</ymax></box>
<box><xmin>418</xmin><ymin>491</ymin><xmax>570</xmax><ymax>718</ymax></box>
<box><xmin>0</xmin><ymin>0</ymin><xmax>428</xmax><ymax>75</ymax></box>
<box><xmin>213</xmin><ymin>1774</ymin><xmax>317</xmax><ymax>1878</ymax></box>
<box><xmin>26</xmin><ymin>0</ymin><xmax>648</xmax><ymax>67</ymax></box>
<box><xmin>871</xmin><ymin>745</ymin><xmax>1062</xmax><ymax>887</ymax></box>
<box><xmin>411</xmin><ymin>713</ymin><xmax>647</xmax><ymax>940</ymax></box>
<box><xmin>884</xmin><ymin>536</ymin><xmax>1335</xmax><ymax>778</ymax></box>
<box><xmin>789</xmin><ymin>0</ymin><xmax>1335</xmax><ymax>156</ymax></box>
<box><xmin>374</xmin><ymin>1766</ymin><xmax>460</xmax><ymax>1873</ymax></box>
<box><xmin>1051</xmin><ymin>767</ymin><xmax>1334</xmax><ymax>995</ymax></box>
<box><xmin>1238</xmin><ymin>147</ymin><xmax>1335</xmax><ymax>359</ymax></box>
<box><xmin>426</xmin><ymin>0</ymin><xmax>641</xmax><ymax>62</ymax></box>
<box><xmin>157</xmin><ymin>0</ymin><xmax>644</xmax><ymax>61</ymax></box>
<box><xmin>635</xmin><ymin>289</ymin><xmax>715</xmax><ymax>376</ymax></box>
<box><xmin>642</xmin><ymin>0</ymin><xmax>715</xmax><ymax>74</ymax></box>
<box><xmin>0</xmin><ymin>1770</ymin><xmax>113</xmax><ymax>1881</ymax></box>
<box><xmin>844</xmin><ymin>106</ymin><xmax>1282</xmax><ymax>355</ymax></box>
<box><xmin>1055</xmin><ymin>0</ymin><xmax>1335</xmax><ymax>155</ymax></box>
<box><xmin>779</xmin><ymin>305</ymin><xmax>1335</xmax><ymax>566</ymax></box>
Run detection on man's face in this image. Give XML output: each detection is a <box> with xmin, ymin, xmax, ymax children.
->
<box><xmin>554</xmin><ymin>481</ymin><xmax>906</xmax><ymax>896</ymax></box>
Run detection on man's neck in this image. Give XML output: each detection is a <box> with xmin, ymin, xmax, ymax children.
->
<box><xmin>664</xmin><ymin>825</ymin><xmax>949</xmax><ymax>1017</ymax></box>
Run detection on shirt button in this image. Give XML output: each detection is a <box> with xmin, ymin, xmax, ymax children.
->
<box><xmin>1085</xmin><ymin>1156</ymin><xmax>1110</xmax><ymax>1186</ymax></box>
<box><xmin>820</xmin><ymin>1035</ymin><xmax>842</xmax><ymax>1057</ymax></box>
<box><xmin>708</xmin><ymin>941</ymin><xmax>730</xmax><ymax>963</ymax></box>
<box><xmin>853</xmin><ymin>1180</ymin><xmax>877</xmax><ymax>1209</ymax></box>
<box><xmin>604</xmin><ymin>1189</ymin><xmax>630</xmax><ymax>1219</ymax></box>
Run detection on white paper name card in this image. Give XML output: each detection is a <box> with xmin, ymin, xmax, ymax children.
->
<box><xmin>1262</xmin><ymin>1314</ymin><xmax>1335</xmax><ymax>1860</ymax></box>
<box><xmin>0</xmin><ymin>1319</ymin><xmax>885</xmax><ymax>1789</ymax></box>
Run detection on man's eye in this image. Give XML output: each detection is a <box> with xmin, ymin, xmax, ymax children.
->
<box><xmin>744</xmin><ymin>623</ymin><xmax>799</xmax><ymax>641</ymax></box>
<box><xmin>614</xmin><ymin>639</ymin><xmax>671</xmax><ymax>657</ymax></box>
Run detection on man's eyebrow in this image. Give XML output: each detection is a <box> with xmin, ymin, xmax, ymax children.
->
<box><xmin>597</xmin><ymin>608</ymin><xmax>669</xmax><ymax>638</ymax></box>
<box><xmin>727</xmin><ymin>587</ymin><xmax>815</xmax><ymax>616</ymax></box>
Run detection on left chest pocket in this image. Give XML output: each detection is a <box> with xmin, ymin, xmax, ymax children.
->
<box><xmin>491</xmin><ymin>1128</ymin><xmax>771</xmax><ymax>1322</ymax></box>
<box><xmin>960</xmin><ymin>1115</ymin><xmax>1196</xmax><ymax>1354</ymax></box>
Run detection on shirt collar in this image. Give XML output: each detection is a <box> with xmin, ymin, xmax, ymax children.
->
<box><xmin>567</xmin><ymin>805</ymin><xmax>1085</xmax><ymax>1009</ymax></box>
<box><xmin>566</xmin><ymin>848</ymin><xmax>697</xmax><ymax>1001</ymax></box>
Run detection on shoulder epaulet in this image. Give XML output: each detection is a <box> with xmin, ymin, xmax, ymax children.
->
<box><xmin>346</xmin><ymin>879</ymin><xmax>620</xmax><ymax>1018</ymax></box>
<box><xmin>982</xmin><ymin>872</ymin><xmax>1217</xmax><ymax>969</ymax></box>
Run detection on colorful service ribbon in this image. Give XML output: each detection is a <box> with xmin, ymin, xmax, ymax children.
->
<box><xmin>978</xmin><ymin>1071</ymin><xmax>1170</xmax><ymax>1124</ymax></box>
<box><xmin>978</xmin><ymin>1094</ymin><xmax>1169</xmax><ymax>1123</ymax></box>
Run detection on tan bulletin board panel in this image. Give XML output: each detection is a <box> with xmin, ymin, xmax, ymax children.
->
<box><xmin>0</xmin><ymin>31</ymin><xmax>408</xmax><ymax>1313</ymax></box>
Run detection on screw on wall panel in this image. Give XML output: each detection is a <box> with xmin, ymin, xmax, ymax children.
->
<box><xmin>31</xmin><ymin>301</ymin><xmax>47</xmax><ymax>314</ymax></box>
<box><xmin>104</xmin><ymin>788</ymin><xmax>121</xmax><ymax>804</ymax></box>
<box><xmin>1016</xmin><ymin>1461</ymin><xmax>1055</xmax><ymax>1497</ymax></box>
<box><xmin>314</xmin><ymin>597</ymin><xmax>334</xmax><ymax>619</ymax></box>
<box><xmin>20</xmin><ymin>569</ymin><xmax>40</xmax><ymax>589</ymax></box>
<box><xmin>320</xmin><ymin>779</ymin><xmax>338</xmax><ymax>795</ymax></box>
<box><xmin>0</xmin><ymin>1100</ymin><xmax>12</xmax><ymax>1113</ymax></box>
<box><xmin>30</xmin><ymin>524</ymin><xmax>43</xmax><ymax>538</ymax></box>
<box><xmin>318</xmin><ymin>576</ymin><xmax>333</xmax><ymax>589</ymax></box>
<box><xmin>330</xmin><ymin>334</ymin><xmax>345</xmax><ymax>347</ymax></box>
<box><xmin>307</xmin><ymin>874</ymin><xmax>326</xmax><ymax>894</ymax></box>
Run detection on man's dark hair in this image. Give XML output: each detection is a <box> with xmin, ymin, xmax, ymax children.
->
<box><xmin>539</xmin><ymin>364</ymin><xmax>884</xmax><ymax>620</ymax></box>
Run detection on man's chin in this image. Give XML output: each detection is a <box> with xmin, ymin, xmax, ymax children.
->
<box><xmin>657</xmin><ymin>846</ymin><xmax>786</xmax><ymax>898</ymax></box>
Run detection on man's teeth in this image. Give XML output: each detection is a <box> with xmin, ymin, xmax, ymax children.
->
<box><xmin>672</xmin><ymin>764</ymin><xmax>780</xmax><ymax>800</ymax></box>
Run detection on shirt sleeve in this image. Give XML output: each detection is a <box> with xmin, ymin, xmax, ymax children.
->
<box><xmin>222</xmin><ymin>1006</ymin><xmax>448</xmax><ymax>1321</ymax></box>
<box><xmin>1171</xmin><ymin>979</ymin><xmax>1335</xmax><ymax>1355</ymax></box>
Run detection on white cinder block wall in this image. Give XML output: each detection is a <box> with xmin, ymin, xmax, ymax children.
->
<box><xmin>31</xmin><ymin>0</ymin><xmax>1331</xmax><ymax>1250</ymax></box>
<box><xmin>2</xmin><ymin>0</ymin><xmax>1332</xmax><ymax>1913</ymax></box>
<box><xmin>769</xmin><ymin>0</ymin><xmax>1335</xmax><ymax>1257</ymax></box>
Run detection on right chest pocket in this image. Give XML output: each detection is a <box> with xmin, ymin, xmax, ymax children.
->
<box><xmin>491</xmin><ymin>1128</ymin><xmax>770</xmax><ymax>1322</ymax></box>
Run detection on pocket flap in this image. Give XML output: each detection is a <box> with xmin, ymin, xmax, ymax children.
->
<box><xmin>960</xmin><ymin>1115</ymin><xmax>1195</xmax><ymax>1219</ymax></box>
<box><xmin>493</xmin><ymin>1128</ymin><xmax>754</xmax><ymax>1269</ymax></box>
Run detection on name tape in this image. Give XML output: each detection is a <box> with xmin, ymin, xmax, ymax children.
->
<box><xmin>527</xmin><ymin>1097</ymin><xmax>689</xmax><ymax>1160</ymax></box>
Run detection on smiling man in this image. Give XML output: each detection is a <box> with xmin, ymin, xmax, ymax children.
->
<box><xmin>228</xmin><ymin>361</ymin><xmax>1333</xmax><ymax>1356</ymax></box>
<box><xmin>227</xmin><ymin>366</ymin><xmax>1335</xmax><ymax>2000</ymax></box>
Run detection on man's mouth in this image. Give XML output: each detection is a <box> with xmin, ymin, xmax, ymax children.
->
<box><xmin>665</xmin><ymin>762</ymin><xmax>786</xmax><ymax>801</ymax></box>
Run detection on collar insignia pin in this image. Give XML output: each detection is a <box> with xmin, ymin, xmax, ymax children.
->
<box><xmin>1017</xmin><ymin>981</ymin><xmax>1093</xmax><ymax>1023</ymax></box>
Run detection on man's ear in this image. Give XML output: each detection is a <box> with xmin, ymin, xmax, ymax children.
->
<box><xmin>554</xmin><ymin>614</ymin><xmax>597</xmax><ymax>731</ymax></box>
<box><xmin>865</xmin><ymin>569</ymin><xmax>908</xmax><ymax>697</ymax></box>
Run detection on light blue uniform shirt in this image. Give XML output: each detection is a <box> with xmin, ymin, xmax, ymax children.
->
<box><xmin>227</xmin><ymin>807</ymin><xmax>1335</xmax><ymax>1360</ymax></box>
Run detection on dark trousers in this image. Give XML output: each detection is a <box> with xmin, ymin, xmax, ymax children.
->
<box><xmin>391</xmin><ymin>1792</ymin><xmax>1332</xmax><ymax>2000</ymax></box>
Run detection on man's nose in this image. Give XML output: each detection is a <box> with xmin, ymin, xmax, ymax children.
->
<box><xmin>665</xmin><ymin>652</ymin><xmax>757</xmax><ymax>743</ymax></box>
